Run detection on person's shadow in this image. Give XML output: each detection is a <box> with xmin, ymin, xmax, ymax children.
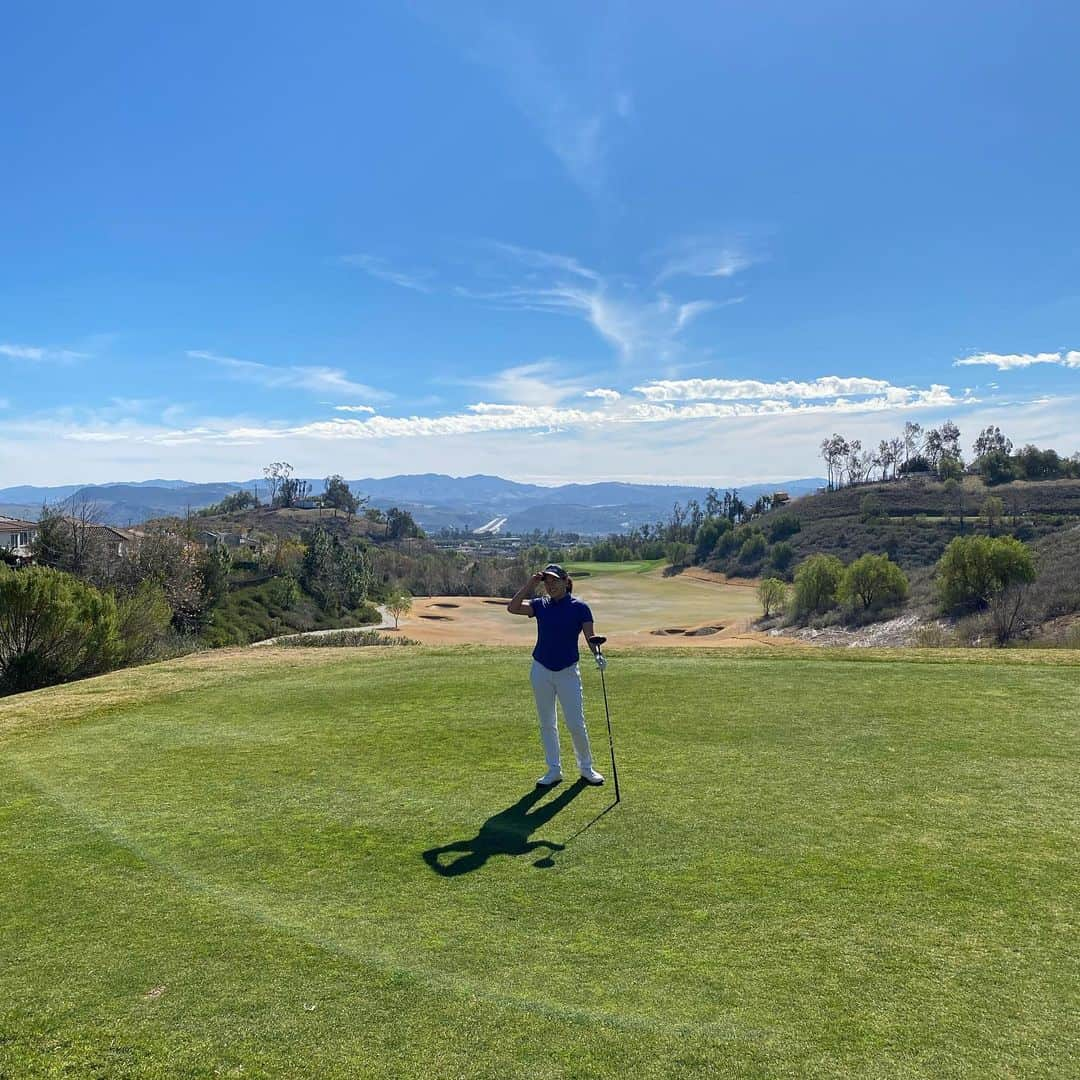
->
<box><xmin>422</xmin><ymin>781</ymin><xmax>587</xmax><ymax>877</ymax></box>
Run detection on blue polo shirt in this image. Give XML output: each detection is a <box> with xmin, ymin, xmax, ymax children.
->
<box><xmin>531</xmin><ymin>594</ymin><xmax>594</xmax><ymax>672</ymax></box>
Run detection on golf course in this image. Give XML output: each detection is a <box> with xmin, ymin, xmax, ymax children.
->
<box><xmin>2</xmin><ymin>642</ymin><xmax>1077</xmax><ymax>1078</ymax></box>
<box><xmin>386</xmin><ymin>560</ymin><xmax>770</xmax><ymax>648</ymax></box>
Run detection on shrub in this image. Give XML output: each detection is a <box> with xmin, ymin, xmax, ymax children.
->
<box><xmin>694</xmin><ymin>517</ymin><xmax>732</xmax><ymax>562</ymax></box>
<box><xmin>116</xmin><ymin>581</ymin><xmax>173</xmax><ymax>665</ymax></box>
<box><xmin>0</xmin><ymin>566</ymin><xmax>123</xmax><ymax>695</ymax></box>
<box><xmin>769</xmin><ymin>541</ymin><xmax>795</xmax><ymax>573</ymax></box>
<box><xmin>840</xmin><ymin>553</ymin><xmax>909</xmax><ymax>613</ymax></box>
<box><xmin>758</xmin><ymin>577</ymin><xmax>787</xmax><ymax>618</ymax></box>
<box><xmin>767</xmin><ymin>514</ymin><xmax>801</xmax><ymax>542</ymax></box>
<box><xmin>266</xmin><ymin>575</ymin><xmax>301</xmax><ymax>610</ymax></box>
<box><xmin>738</xmin><ymin>533</ymin><xmax>768</xmax><ymax>564</ymax></box>
<box><xmin>859</xmin><ymin>493</ymin><xmax>887</xmax><ymax>523</ymax></box>
<box><xmin>792</xmin><ymin>554</ymin><xmax>845</xmax><ymax>618</ymax></box>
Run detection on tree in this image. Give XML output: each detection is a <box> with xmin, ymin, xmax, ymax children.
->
<box><xmin>902</xmin><ymin>422</ymin><xmax>924</xmax><ymax>466</ymax></box>
<box><xmin>972</xmin><ymin>426</ymin><xmax>1012</xmax><ymax>460</ymax></box>
<box><xmin>323</xmin><ymin>475</ymin><xmax>361</xmax><ymax>516</ymax></box>
<box><xmin>936</xmin><ymin>535</ymin><xmax>1036</xmax><ymax>616</ymax></box>
<box><xmin>0</xmin><ymin>566</ymin><xmax>122</xmax><ymax>695</ymax></box>
<box><xmin>982</xmin><ymin>495</ymin><xmax>1005</xmax><ymax>530</ymax></box>
<box><xmin>792</xmin><ymin>554</ymin><xmax>845</xmax><ymax>618</ymax></box>
<box><xmin>839</xmin><ymin>554</ymin><xmax>909</xmax><ymax>613</ymax></box>
<box><xmin>758</xmin><ymin>578</ymin><xmax>787</xmax><ymax>618</ymax></box>
<box><xmin>976</xmin><ymin>449</ymin><xmax>1017</xmax><ymax>486</ymax></box>
<box><xmin>386</xmin><ymin>591</ymin><xmax>413</xmax><ymax>629</ymax></box>
<box><xmin>820</xmin><ymin>434</ymin><xmax>848</xmax><ymax>490</ymax></box>
<box><xmin>386</xmin><ymin>507</ymin><xmax>423</xmax><ymax>540</ymax></box>
<box><xmin>694</xmin><ymin>517</ymin><xmax>731</xmax><ymax>562</ymax></box>
<box><xmin>263</xmin><ymin>462</ymin><xmax>291</xmax><ymax>506</ymax></box>
<box><xmin>737</xmin><ymin>532</ymin><xmax>767</xmax><ymax>565</ymax></box>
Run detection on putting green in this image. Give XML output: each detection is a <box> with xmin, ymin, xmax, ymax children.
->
<box><xmin>2</xmin><ymin>646</ymin><xmax>1078</xmax><ymax>1077</ymax></box>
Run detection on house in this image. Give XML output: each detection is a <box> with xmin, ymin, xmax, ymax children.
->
<box><xmin>83</xmin><ymin>524</ymin><xmax>138</xmax><ymax>559</ymax></box>
<box><xmin>0</xmin><ymin>516</ymin><xmax>39</xmax><ymax>560</ymax></box>
<box><xmin>772</xmin><ymin>491</ymin><xmax>791</xmax><ymax>507</ymax></box>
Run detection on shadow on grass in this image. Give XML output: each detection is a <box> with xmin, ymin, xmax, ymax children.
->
<box><xmin>422</xmin><ymin>781</ymin><xmax>588</xmax><ymax>876</ymax></box>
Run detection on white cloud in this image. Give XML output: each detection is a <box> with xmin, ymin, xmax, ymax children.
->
<box><xmin>25</xmin><ymin>373</ymin><xmax>970</xmax><ymax>450</ymax></box>
<box><xmin>657</xmin><ymin>246</ymin><xmax>754</xmax><ymax>282</ymax></box>
<box><xmin>189</xmin><ymin>350</ymin><xmax>390</xmax><ymax>401</ymax></box>
<box><xmin>584</xmin><ymin>388</ymin><xmax>621</xmax><ymax>402</ymax></box>
<box><xmin>633</xmin><ymin>376</ymin><xmax>899</xmax><ymax>401</ymax></box>
<box><xmin>0</xmin><ymin>342</ymin><xmax>89</xmax><ymax>362</ymax></box>
<box><xmin>334</xmin><ymin>404</ymin><xmax>377</xmax><ymax>414</ymax></box>
<box><xmin>339</xmin><ymin>254</ymin><xmax>433</xmax><ymax>292</ymax></box>
<box><xmin>954</xmin><ymin>350</ymin><xmax>1080</xmax><ymax>370</ymax></box>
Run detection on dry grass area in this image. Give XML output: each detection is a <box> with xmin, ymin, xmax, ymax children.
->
<box><xmin>387</xmin><ymin>564</ymin><xmax>774</xmax><ymax>649</ymax></box>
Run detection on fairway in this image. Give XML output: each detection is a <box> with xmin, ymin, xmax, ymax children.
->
<box><xmin>2</xmin><ymin>646</ymin><xmax>1078</xmax><ymax>1078</ymax></box>
<box><xmin>391</xmin><ymin>561</ymin><xmax>767</xmax><ymax>648</ymax></box>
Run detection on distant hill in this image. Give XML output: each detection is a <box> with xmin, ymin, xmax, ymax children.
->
<box><xmin>0</xmin><ymin>474</ymin><xmax>825</xmax><ymax>534</ymax></box>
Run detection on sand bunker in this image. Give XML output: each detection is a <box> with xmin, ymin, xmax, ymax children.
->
<box><xmin>651</xmin><ymin>628</ymin><xmax>688</xmax><ymax>636</ymax></box>
<box><xmin>482</xmin><ymin>599</ymin><xmax>511</xmax><ymax>606</ymax></box>
<box><xmin>685</xmin><ymin>625</ymin><xmax>724</xmax><ymax>636</ymax></box>
<box><xmin>429</xmin><ymin>603</ymin><xmax>460</xmax><ymax>609</ymax></box>
<box><xmin>650</xmin><ymin>624</ymin><xmax>724</xmax><ymax>637</ymax></box>
<box><xmin>419</xmin><ymin>614</ymin><xmax>453</xmax><ymax>621</ymax></box>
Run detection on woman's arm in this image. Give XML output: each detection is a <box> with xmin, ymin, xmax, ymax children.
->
<box><xmin>581</xmin><ymin>621</ymin><xmax>601</xmax><ymax>655</ymax></box>
<box><xmin>507</xmin><ymin>572</ymin><xmax>544</xmax><ymax>616</ymax></box>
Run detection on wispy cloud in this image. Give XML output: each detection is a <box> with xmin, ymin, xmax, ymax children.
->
<box><xmin>339</xmin><ymin>254</ymin><xmax>434</xmax><ymax>292</ymax></box>
<box><xmin>459</xmin><ymin>22</ymin><xmax>629</xmax><ymax>195</ymax></box>
<box><xmin>656</xmin><ymin>244</ymin><xmax>755</xmax><ymax>283</ymax></box>
<box><xmin>955</xmin><ymin>350</ymin><xmax>1080</xmax><ymax>370</ymax></box>
<box><xmin>333</xmin><ymin>404</ymin><xmax>377</xmax><ymax>414</ymax></box>
<box><xmin>584</xmin><ymin>388</ymin><xmax>621</xmax><ymax>402</ymax></box>
<box><xmin>189</xmin><ymin>350</ymin><xmax>390</xmax><ymax>401</ymax></box>
<box><xmin>453</xmin><ymin>360</ymin><xmax>595</xmax><ymax>407</ymax></box>
<box><xmin>0</xmin><ymin>342</ymin><xmax>89</xmax><ymax>362</ymax></box>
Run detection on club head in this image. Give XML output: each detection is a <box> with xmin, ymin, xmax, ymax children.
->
<box><xmin>587</xmin><ymin>635</ymin><xmax>607</xmax><ymax>647</ymax></box>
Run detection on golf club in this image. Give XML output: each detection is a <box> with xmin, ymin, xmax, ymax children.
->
<box><xmin>587</xmin><ymin>635</ymin><xmax>621</xmax><ymax>803</ymax></box>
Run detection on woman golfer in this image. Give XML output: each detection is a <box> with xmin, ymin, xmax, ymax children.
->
<box><xmin>507</xmin><ymin>564</ymin><xmax>605</xmax><ymax>789</ymax></box>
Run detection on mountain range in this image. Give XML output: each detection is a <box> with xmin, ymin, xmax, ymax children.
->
<box><xmin>0</xmin><ymin>474</ymin><xmax>826</xmax><ymax>535</ymax></box>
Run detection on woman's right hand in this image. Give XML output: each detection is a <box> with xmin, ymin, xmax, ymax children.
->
<box><xmin>530</xmin><ymin>571</ymin><xmax>546</xmax><ymax>584</ymax></box>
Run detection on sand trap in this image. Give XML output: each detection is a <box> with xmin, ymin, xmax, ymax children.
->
<box><xmin>482</xmin><ymin>599</ymin><xmax>510</xmax><ymax>605</ymax></box>
<box><xmin>429</xmin><ymin>603</ymin><xmax>460</xmax><ymax>609</ymax></box>
<box><xmin>419</xmin><ymin>614</ymin><xmax>453</xmax><ymax>621</ymax></box>
<box><xmin>685</xmin><ymin>625</ymin><xmax>724</xmax><ymax>637</ymax></box>
<box><xmin>651</xmin><ymin>627</ymin><xmax>687</xmax><ymax>636</ymax></box>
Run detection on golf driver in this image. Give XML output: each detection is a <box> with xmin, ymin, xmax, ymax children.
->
<box><xmin>587</xmin><ymin>635</ymin><xmax>621</xmax><ymax>803</ymax></box>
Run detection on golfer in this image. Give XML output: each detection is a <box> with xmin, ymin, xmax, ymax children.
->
<box><xmin>507</xmin><ymin>564</ymin><xmax>606</xmax><ymax>789</ymax></box>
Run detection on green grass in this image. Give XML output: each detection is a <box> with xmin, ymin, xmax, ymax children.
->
<box><xmin>564</xmin><ymin>558</ymin><xmax>667</xmax><ymax>575</ymax></box>
<box><xmin>2</xmin><ymin>646</ymin><xmax>1078</xmax><ymax>1078</ymax></box>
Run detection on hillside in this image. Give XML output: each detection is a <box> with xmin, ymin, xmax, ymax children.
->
<box><xmin>753</xmin><ymin>475</ymin><xmax>1080</xmax><ymax>571</ymax></box>
<box><xmin>1</xmin><ymin>474</ymin><xmax>826</xmax><ymax>534</ymax></box>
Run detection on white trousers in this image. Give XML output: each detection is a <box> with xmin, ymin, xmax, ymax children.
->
<box><xmin>529</xmin><ymin>660</ymin><xmax>594</xmax><ymax>772</ymax></box>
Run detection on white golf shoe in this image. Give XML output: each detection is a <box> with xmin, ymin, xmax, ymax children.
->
<box><xmin>580</xmin><ymin>767</ymin><xmax>605</xmax><ymax>786</ymax></box>
<box><xmin>536</xmin><ymin>767</ymin><xmax>563</xmax><ymax>789</ymax></box>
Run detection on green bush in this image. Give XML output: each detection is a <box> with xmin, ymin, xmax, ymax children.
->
<box><xmin>767</xmin><ymin>514</ymin><xmax>801</xmax><ymax>542</ymax></box>
<box><xmin>936</xmin><ymin>535</ymin><xmax>1036</xmax><ymax>614</ymax></box>
<box><xmin>792</xmin><ymin>554</ymin><xmax>845</xmax><ymax>618</ymax></box>
<box><xmin>839</xmin><ymin>553</ymin><xmax>909</xmax><ymax>613</ymax></box>
<box><xmin>116</xmin><ymin>581</ymin><xmax>173</xmax><ymax>665</ymax></box>
<box><xmin>738</xmin><ymin>533</ymin><xmax>768</xmax><ymax>564</ymax></box>
<box><xmin>0</xmin><ymin>566</ymin><xmax>123</xmax><ymax>695</ymax></box>
<box><xmin>769</xmin><ymin>541</ymin><xmax>796</xmax><ymax>572</ymax></box>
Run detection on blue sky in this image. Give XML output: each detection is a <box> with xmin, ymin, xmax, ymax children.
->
<box><xmin>2</xmin><ymin>0</ymin><xmax>1078</xmax><ymax>486</ymax></box>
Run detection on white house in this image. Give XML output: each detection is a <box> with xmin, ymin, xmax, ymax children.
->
<box><xmin>0</xmin><ymin>516</ymin><xmax>39</xmax><ymax>558</ymax></box>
